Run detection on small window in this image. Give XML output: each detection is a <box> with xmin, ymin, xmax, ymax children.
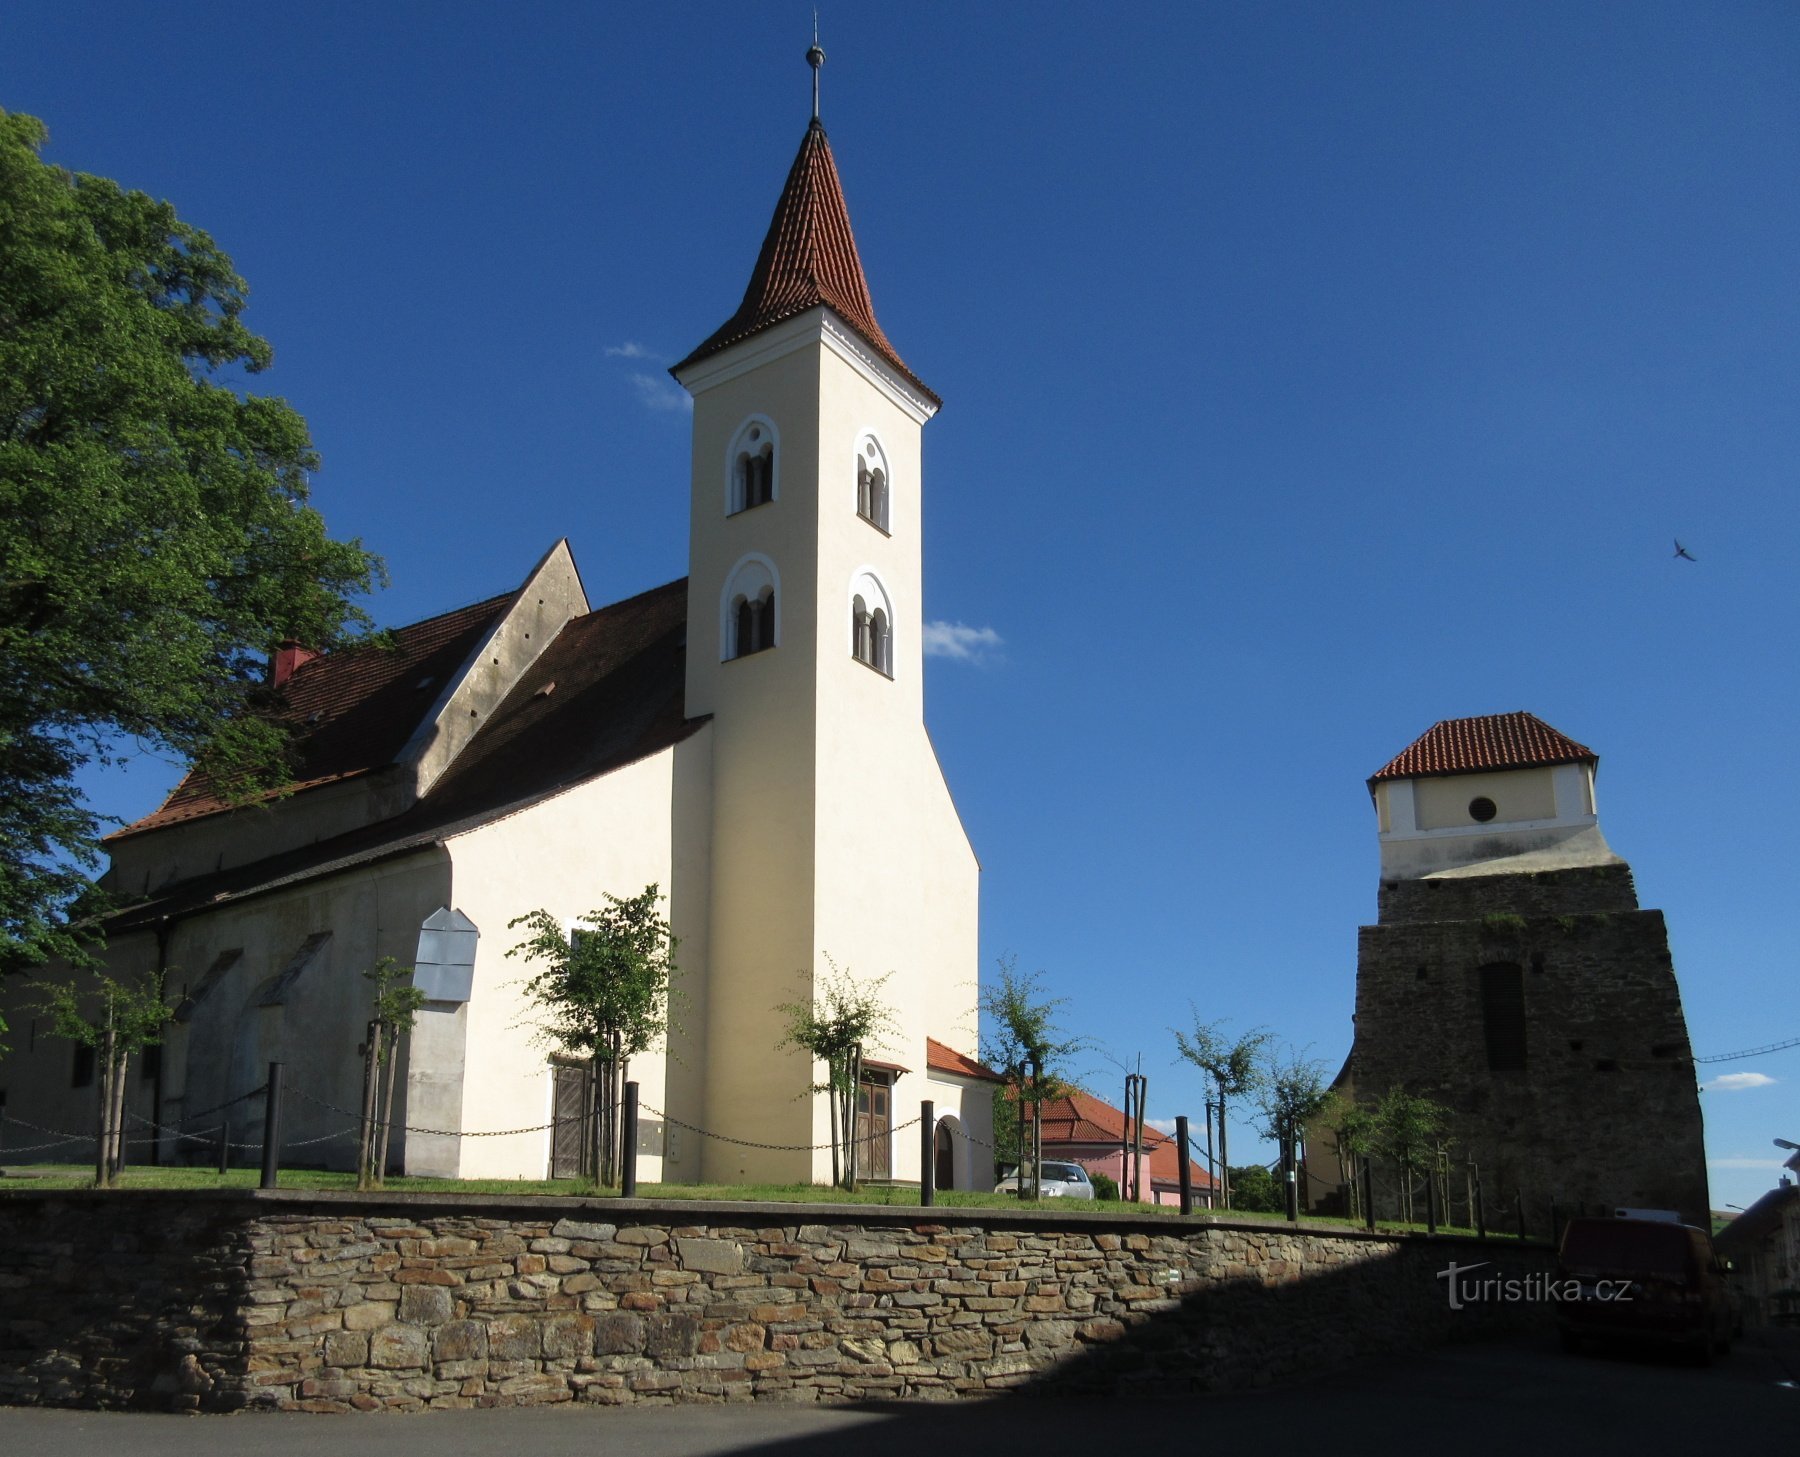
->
<box><xmin>855</xmin><ymin>434</ymin><xmax>890</xmax><ymax>531</ymax></box>
<box><xmin>734</xmin><ymin>588</ymin><xmax>775</xmax><ymax>657</ymax></box>
<box><xmin>72</xmin><ymin>1043</ymin><xmax>94</xmax><ymax>1089</ymax></box>
<box><xmin>721</xmin><ymin>555</ymin><xmax>779</xmax><ymax>660</ymax></box>
<box><xmin>1468</xmin><ymin>796</ymin><xmax>1498</xmax><ymax>823</ymax></box>
<box><xmin>1479</xmin><ymin>962</ymin><xmax>1526</xmax><ymax>1071</ymax></box>
<box><xmin>848</xmin><ymin>570</ymin><xmax>894</xmax><ymax>678</ymax></box>
<box><xmin>140</xmin><ymin>1044</ymin><xmax>163</xmax><ymax>1082</ymax></box>
<box><xmin>728</xmin><ymin>418</ymin><xmax>777</xmax><ymax>514</ymax></box>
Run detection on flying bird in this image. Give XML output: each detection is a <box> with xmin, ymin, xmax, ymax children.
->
<box><xmin>1673</xmin><ymin>539</ymin><xmax>1697</xmax><ymax>562</ymax></box>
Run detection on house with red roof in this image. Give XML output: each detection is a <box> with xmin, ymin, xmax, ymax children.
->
<box><xmin>1011</xmin><ymin>1089</ymin><xmax>1216</xmax><ymax>1207</ymax></box>
<box><xmin>1305</xmin><ymin>712</ymin><xmax>1709</xmax><ymax>1226</ymax></box>
<box><xmin>0</xmin><ymin>54</ymin><xmax>998</xmax><ymax>1189</ymax></box>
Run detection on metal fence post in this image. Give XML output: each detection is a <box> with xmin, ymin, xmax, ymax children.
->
<box><xmin>1283</xmin><ymin>1130</ymin><xmax>1299</xmax><ymax>1223</ymax></box>
<box><xmin>620</xmin><ymin>1081</ymin><xmax>639</xmax><ymax>1198</ymax></box>
<box><xmin>920</xmin><ymin>1101</ymin><xmax>935</xmax><ymax>1207</ymax></box>
<box><xmin>1361</xmin><ymin>1157</ymin><xmax>1376</xmax><ymax>1231</ymax></box>
<box><xmin>217</xmin><ymin>1116</ymin><xmax>231</xmax><ymax>1176</ymax></box>
<box><xmin>1175</xmin><ymin>1115</ymin><xmax>1193</xmax><ymax>1215</ymax></box>
<box><xmin>260</xmin><ymin>1062</ymin><xmax>284</xmax><ymax>1190</ymax></box>
<box><xmin>1426</xmin><ymin>1168</ymin><xmax>1439</xmax><ymax>1234</ymax></box>
<box><xmin>1475</xmin><ymin>1176</ymin><xmax>1487</xmax><ymax>1240</ymax></box>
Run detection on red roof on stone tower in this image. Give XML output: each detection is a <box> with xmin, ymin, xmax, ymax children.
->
<box><xmin>673</xmin><ymin>120</ymin><xmax>938</xmax><ymax>405</ymax></box>
<box><xmin>1370</xmin><ymin>711</ymin><xmax>1596</xmax><ymax>784</ymax></box>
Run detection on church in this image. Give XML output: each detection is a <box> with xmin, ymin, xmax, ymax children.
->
<box><xmin>0</xmin><ymin>56</ymin><xmax>998</xmax><ymax>1188</ymax></box>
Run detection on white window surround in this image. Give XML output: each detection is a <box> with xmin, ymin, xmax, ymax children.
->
<box><xmin>725</xmin><ymin>415</ymin><xmax>779</xmax><ymax>515</ymax></box>
<box><xmin>721</xmin><ymin>552</ymin><xmax>781</xmax><ymax>660</ymax></box>
<box><xmin>855</xmin><ymin>430</ymin><xmax>891</xmax><ymax>532</ymax></box>
<box><xmin>848</xmin><ymin>567</ymin><xmax>894</xmax><ymax>678</ymax></box>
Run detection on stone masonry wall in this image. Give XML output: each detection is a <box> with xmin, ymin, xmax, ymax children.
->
<box><xmin>1354</xmin><ymin>864</ymin><xmax>1709</xmax><ymax>1224</ymax></box>
<box><xmin>0</xmin><ymin>1190</ymin><xmax>1551</xmax><ymax>1412</ymax></box>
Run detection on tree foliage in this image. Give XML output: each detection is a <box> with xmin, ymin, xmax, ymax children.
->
<box><xmin>1255</xmin><ymin>1049</ymin><xmax>1331</xmax><ymax>1144</ymax></box>
<box><xmin>778</xmin><ymin>958</ymin><xmax>897</xmax><ymax>1190</ymax></box>
<box><xmin>0</xmin><ymin>109</ymin><xmax>382</xmax><ymax>975</ymax></box>
<box><xmin>508</xmin><ymin>886</ymin><xmax>679</xmax><ymax>1185</ymax></box>
<box><xmin>1225</xmin><ymin>1163</ymin><xmax>1283</xmax><ymax>1213</ymax></box>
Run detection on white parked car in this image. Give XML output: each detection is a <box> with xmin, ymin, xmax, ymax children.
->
<box><xmin>994</xmin><ymin>1161</ymin><xmax>1096</xmax><ymax>1199</ymax></box>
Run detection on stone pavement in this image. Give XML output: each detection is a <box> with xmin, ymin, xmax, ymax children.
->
<box><xmin>2</xmin><ymin>1332</ymin><xmax>1794</xmax><ymax>1456</ymax></box>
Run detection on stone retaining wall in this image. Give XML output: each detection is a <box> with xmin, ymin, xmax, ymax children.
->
<box><xmin>0</xmin><ymin>1190</ymin><xmax>1552</xmax><ymax>1412</ymax></box>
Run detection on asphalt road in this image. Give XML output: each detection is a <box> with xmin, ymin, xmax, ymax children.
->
<box><xmin>3</xmin><ymin>1331</ymin><xmax>1793</xmax><ymax>1456</ymax></box>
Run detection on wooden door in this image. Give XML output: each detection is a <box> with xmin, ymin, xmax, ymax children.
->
<box><xmin>550</xmin><ymin>1062</ymin><xmax>589</xmax><ymax>1179</ymax></box>
<box><xmin>855</xmin><ymin>1079</ymin><xmax>891</xmax><ymax>1179</ymax></box>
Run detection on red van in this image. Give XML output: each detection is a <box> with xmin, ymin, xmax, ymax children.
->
<box><xmin>1557</xmin><ymin>1217</ymin><xmax>1735</xmax><ymax>1362</ymax></box>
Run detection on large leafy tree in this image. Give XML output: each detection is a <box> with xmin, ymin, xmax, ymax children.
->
<box><xmin>0</xmin><ymin>110</ymin><xmax>381</xmax><ymax>976</ymax></box>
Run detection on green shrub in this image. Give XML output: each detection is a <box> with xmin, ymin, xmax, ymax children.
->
<box><xmin>1480</xmin><ymin>912</ymin><xmax>1527</xmax><ymax>939</ymax></box>
<box><xmin>1090</xmin><ymin>1171</ymin><xmax>1119</xmax><ymax>1201</ymax></box>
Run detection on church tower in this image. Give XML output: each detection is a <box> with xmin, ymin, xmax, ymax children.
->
<box><xmin>670</xmin><ymin>49</ymin><xmax>977</xmax><ymax>1183</ymax></box>
<box><xmin>1323</xmin><ymin>712</ymin><xmax>1709</xmax><ymax>1224</ymax></box>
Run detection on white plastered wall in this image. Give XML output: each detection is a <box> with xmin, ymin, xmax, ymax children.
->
<box><xmin>441</xmin><ymin>745</ymin><xmax>680</xmax><ymax>1180</ymax></box>
<box><xmin>1375</xmin><ymin>762</ymin><xmax>1619</xmax><ymax>880</ymax></box>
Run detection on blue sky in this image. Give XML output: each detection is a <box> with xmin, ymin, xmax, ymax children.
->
<box><xmin>6</xmin><ymin>2</ymin><xmax>1795</xmax><ymax>1210</ymax></box>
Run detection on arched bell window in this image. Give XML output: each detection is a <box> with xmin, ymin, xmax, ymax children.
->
<box><xmin>727</xmin><ymin>416</ymin><xmax>778</xmax><ymax>515</ymax></box>
<box><xmin>721</xmin><ymin>554</ymin><xmax>779</xmax><ymax>660</ymax></box>
<box><xmin>855</xmin><ymin>433</ymin><xmax>890</xmax><ymax>531</ymax></box>
<box><xmin>848</xmin><ymin>569</ymin><xmax>893</xmax><ymax>677</ymax></box>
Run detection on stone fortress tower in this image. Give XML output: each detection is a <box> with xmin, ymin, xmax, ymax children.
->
<box><xmin>1323</xmin><ymin>711</ymin><xmax>1709</xmax><ymax>1224</ymax></box>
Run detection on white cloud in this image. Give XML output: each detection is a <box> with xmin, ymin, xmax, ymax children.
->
<box><xmin>605</xmin><ymin>341</ymin><xmax>655</xmax><ymax>359</ymax></box>
<box><xmin>1704</xmin><ymin>1071</ymin><xmax>1778</xmax><ymax>1092</ymax></box>
<box><xmin>1144</xmin><ymin>1117</ymin><xmax>1178</xmax><ymax>1136</ymax></box>
<box><xmin>1709</xmin><ymin>1157</ymin><xmax>1786</xmax><ymax>1170</ymax></box>
<box><xmin>923</xmin><ymin>621</ymin><xmax>1003</xmax><ymax>663</ymax></box>
<box><xmin>628</xmin><ymin>372</ymin><xmax>692</xmax><ymax>414</ymax></box>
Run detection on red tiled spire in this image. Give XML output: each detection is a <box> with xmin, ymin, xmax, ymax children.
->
<box><xmin>674</xmin><ymin>122</ymin><xmax>938</xmax><ymax>404</ymax></box>
<box><xmin>1370</xmin><ymin>711</ymin><xmax>1597</xmax><ymax>784</ymax></box>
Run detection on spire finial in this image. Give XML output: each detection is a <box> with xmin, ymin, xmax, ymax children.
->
<box><xmin>807</xmin><ymin>13</ymin><xmax>825</xmax><ymax>122</ymax></box>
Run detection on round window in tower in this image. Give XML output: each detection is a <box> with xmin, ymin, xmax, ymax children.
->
<box><xmin>1468</xmin><ymin>796</ymin><xmax>1498</xmax><ymax>823</ymax></box>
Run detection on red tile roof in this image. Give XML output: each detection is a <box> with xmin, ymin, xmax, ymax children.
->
<box><xmin>674</xmin><ymin>121</ymin><xmax>938</xmax><ymax>405</ymax></box>
<box><xmin>113</xmin><ymin>594</ymin><xmax>512</xmax><ymax>837</ymax></box>
<box><xmin>1020</xmin><ymin>1089</ymin><xmax>1215</xmax><ymax>1191</ymax></box>
<box><xmin>926</xmin><ymin>1038</ymin><xmax>1004</xmax><ymax>1083</ymax></box>
<box><xmin>1370</xmin><ymin>711</ymin><xmax>1596</xmax><ymax>784</ymax></box>
<box><xmin>101</xmin><ymin>579</ymin><xmax>701</xmax><ymax>934</ymax></box>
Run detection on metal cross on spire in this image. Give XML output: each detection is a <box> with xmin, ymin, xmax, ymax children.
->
<box><xmin>807</xmin><ymin>13</ymin><xmax>825</xmax><ymax>122</ymax></box>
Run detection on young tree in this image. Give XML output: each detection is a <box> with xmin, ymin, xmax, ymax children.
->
<box><xmin>1375</xmin><ymin>1085</ymin><xmax>1449</xmax><ymax>1224</ymax></box>
<box><xmin>777</xmin><ymin>960</ymin><xmax>897</xmax><ymax>1190</ymax></box>
<box><xmin>508</xmin><ymin>886</ymin><xmax>678</xmax><ymax>1187</ymax></box>
<box><xmin>356</xmin><ymin>957</ymin><xmax>427</xmax><ymax>1189</ymax></box>
<box><xmin>980</xmin><ymin>955</ymin><xmax>1083</xmax><ymax>1199</ymax></box>
<box><xmin>0</xmin><ymin>109</ymin><xmax>383</xmax><ymax>976</ymax></box>
<box><xmin>1323</xmin><ymin>1092</ymin><xmax>1379</xmax><ymax>1220</ymax></box>
<box><xmin>1171</xmin><ymin>1012</ymin><xmax>1272</xmax><ymax>1211</ymax></box>
<box><xmin>37</xmin><ymin>970</ymin><xmax>173</xmax><ymax>1186</ymax></box>
<box><xmin>1255</xmin><ymin>1049</ymin><xmax>1331</xmax><ymax>1212</ymax></box>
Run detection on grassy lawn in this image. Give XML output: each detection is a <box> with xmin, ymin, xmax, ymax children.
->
<box><xmin>0</xmin><ymin>1163</ymin><xmax>1533</xmax><ymax>1238</ymax></box>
